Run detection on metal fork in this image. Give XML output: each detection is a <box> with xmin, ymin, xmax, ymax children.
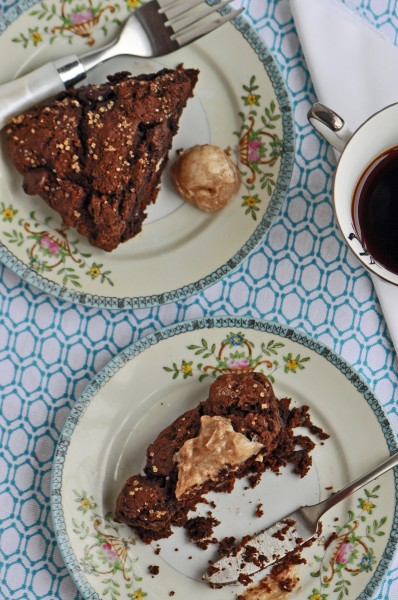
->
<box><xmin>0</xmin><ymin>0</ymin><xmax>244</xmax><ymax>129</ymax></box>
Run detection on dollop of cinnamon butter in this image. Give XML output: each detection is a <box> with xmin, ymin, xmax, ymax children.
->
<box><xmin>174</xmin><ymin>415</ymin><xmax>263</xmax><ymax>499</ymax></box>
<box><xmin>170</xmin><ymin>144</ymin><xmax>240</xmax><ymax>212</ymax></box>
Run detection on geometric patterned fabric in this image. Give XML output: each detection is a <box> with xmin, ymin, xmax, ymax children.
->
<box><xmin>1</xmin><ymin>0</ymin><xmax>398</xmax><ymax>598</ymax></box>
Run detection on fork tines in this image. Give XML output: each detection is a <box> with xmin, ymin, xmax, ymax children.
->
<box><xmin>158</xmin><ymin>0</ymin><xmax>244</xmax><ymax>47</ymax></box>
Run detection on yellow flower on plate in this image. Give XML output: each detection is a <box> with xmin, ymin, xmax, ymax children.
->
<box><xmin>243</xmin><ymin>195</ymin><xmax>258</xmax><ymax>207</ymax></box>
<box><xmin>31</xmin><ymin>31</ymin><xmax>42</xmax><ymax>44</ymax></box>
<box><xmin>181</xmin><ymin>361</ymin><xmax>192</xmax><ymax>375</ymax></box>
<box><xmin>245</xmin><ymin>93</ymin><xmax>260</xmax><ymax>106</ymax></box>
<box><xmin>132</xmin><ymin>589</ymin><xmax>147</xmax><ymax>600</ymax></box>
<box><xmin>286</xmin><ymin>358</ymin><xmax>298</xmax><ymax>371</ymax></box>
<box><xmin>87</xmin><ymin>264</ymin><xmax>101</xmax><ymax>279</ymax></box>
<box><xmin>2</xmin><ymin>207</ymin><xmax>16</xmax><ymax>220</ymax></box>
<box><xmin>80</xmin><ymin>497</ymin><xmax>93</xmax><ymax>511</ymax></box>
<box><xmin>126</xmin><ymin>0</ymin><xmax>141</xmax><ymax>8</ymax></box>
<box><xmin>362</xmin><ymin>500</ymin><xmax>375</xmax><ymax>513</ymax></box>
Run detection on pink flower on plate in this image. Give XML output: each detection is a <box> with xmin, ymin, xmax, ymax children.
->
<box><xmin>102</xmin><ymin>541</ymin><xmax>118</xmax><ymax>563</ymax></box>
<box><xmin>39</xmin><ymin>236</ymin><xmax>60</xmax><ymax>255</ymax></box>
<box><xmin>227</xmin><ymin>357</ymin><xmax>250</xmax><ymax>370</ymax></box>
<box><xmin>335</xmin><ymin>542</ymin><xmax>355</xmax><ymax>564</ymax></box>
<box><xmin>249</xmin><ymin>139</ymin><xmax>262</xmax><ymax>162</ymax></box>
<box><xmin>70</xmin><ymin>8</ymin><xmax>94</xmax><ymax>24</ymax></box>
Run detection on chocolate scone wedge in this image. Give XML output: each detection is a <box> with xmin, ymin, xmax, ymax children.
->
<box><xmin>4</xmin><ymin>68</ymin><xmax>199</xmax><ymax>251</ymax></box>
<box><xmin>115</xmin><ymin>372</ymin><xmax>328</xmax><ymax>543</ymax></box>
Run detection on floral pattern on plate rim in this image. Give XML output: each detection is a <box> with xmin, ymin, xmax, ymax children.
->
<box><xmin>163</xmin><ymin>330</ymin><xmax>309</xmax><ymax>382</ymax></box>
<box><xmin>12</xmin><ymin>0</ymin><xmax>132</xmax><ymax>47</ymax></box>
<box><xmin>72</xmin><ymin>490</ymin><xmax>145</xmax><ymax>600</ymax></box>
<box><xmin>1</xmin><ymin>205</ymin><xmax>114</xmax><ymax>287</ymax></box>
<box><xmin>309</xmin><ymin>485</ymin><xmax>387</xmax><ymax>600</ymax></box>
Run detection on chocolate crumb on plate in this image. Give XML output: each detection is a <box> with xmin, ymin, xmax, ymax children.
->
<box><xmin>185</xmin><ymin>515</ymin><xmax>220</xmax><ymax>549</ymax></box>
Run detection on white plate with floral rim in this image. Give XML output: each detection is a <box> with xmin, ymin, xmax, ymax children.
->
<box><xmin>51</xmin><ymin>316</ymin><xmax>398</xmax><ymax>600</ymax></box>
<box><xmin>0</xmin><ymin>0</ymin><xmax>294</xmax><ymax>309</ymax></box>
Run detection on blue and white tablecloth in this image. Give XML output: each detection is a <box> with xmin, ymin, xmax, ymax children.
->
<box><xmin>1</xmin><ymin>0</ymin><xmax>398</xmax><ymax>598</ymax></box>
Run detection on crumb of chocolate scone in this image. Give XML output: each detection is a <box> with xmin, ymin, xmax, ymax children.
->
<box><xmin>115</xmin><ymin>372</ymin><xmax>329</xmax><ymax>544</ymax></box>
<box><xmin>185</xmin><ymin>515</ymin><xmax>220</xmax><ymax>549</ymax></box>
<box><xmin>255</xmin><ymin>503</ymin><xmax>264</xmax><ymax>518</ymax></box>
<box><xmin>148</xmin><ymin>565</ymin><xmax>159</xmax><ymax>576</ymax></box>
<box><xmin>242</xmin><ymin>544</ymin><xmax>263</xmax><ymax>568</ymax></box>
<box><xmin>169</xmin><ymin>592</ymin><xmax>175</xmax><ymax>597</ymax></box>
<box><xmin>238</xmin><ymin>573</ymin><xmax>253</xmax><ymax>586</ymax></box>
<box><xmin>206</xmin><ymin>562</ymin><xmax>220</xmax><ymax>578</ymax></box>
<box><xmin>271</xmin><ymin>518</ymin><xmax>296</xmax><ymax>541</ymax></box>
<box><xmin>5</xmin><ymin>68</ymin><xmax>199</xmax><ymax>252</ymax></box>
<box><xmin>218</xmin><ymin>536</ymin><xmax>237</xmax><ymax>558</ymax></box>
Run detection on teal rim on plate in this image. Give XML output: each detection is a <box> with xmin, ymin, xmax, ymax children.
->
<box><xmin>51</xmin><ymin>316</ymin><xmax>398</xmax><ymax>599</ymax></box>
<box><xmin>0</xmin><ymin>1</ymin><xmax>294</xmax><ymax>309</ymax></box>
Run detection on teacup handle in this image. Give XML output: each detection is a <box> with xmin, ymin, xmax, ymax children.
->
<box><xmin>308</xmin><ymin>103</ymin><xmax>353</xmax><ymax>153</ymax></box>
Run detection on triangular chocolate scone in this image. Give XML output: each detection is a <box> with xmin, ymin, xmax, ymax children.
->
<box><xmin>5</xmin><ymin>68</ymin><xmax>199</xmax><ymax>251</ymax></box>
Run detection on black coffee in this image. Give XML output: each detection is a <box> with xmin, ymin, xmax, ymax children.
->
<box><xmin>352</xmin><ymin>146</ymin><xmax>398</xmax><ymax>275</ymax></box>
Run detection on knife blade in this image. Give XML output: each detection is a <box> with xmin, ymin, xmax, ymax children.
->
<box><xmin>204</xmin><ymin>451</ymin><xmax>398</xmax><ymax>586</ymax></box>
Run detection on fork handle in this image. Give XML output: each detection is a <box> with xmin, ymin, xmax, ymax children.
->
<box><xmin>0</xmin><ymin>55</ymin><xmax>86</xmax><ymax>130</ymax></box>
<box><xmin>309</xmin><ymin>451</ymin><xmax>398</xmax><ymax>523</ymax></box>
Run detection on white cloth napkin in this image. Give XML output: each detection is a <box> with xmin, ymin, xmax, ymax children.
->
<box><xmin>290</xmin><ymin>0</ymin><xmax>398</xmax><ymax>357</ymax></box>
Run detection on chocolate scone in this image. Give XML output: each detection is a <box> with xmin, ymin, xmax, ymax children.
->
<box><xmin>4</xmin><ymin>68</ymin><xmax>199</xmax><ymax>251</ymax></box>
<box><xmin>115</xmin><ymin>372</ymin><xmax>328</xmax><ymax>543</ymax></box>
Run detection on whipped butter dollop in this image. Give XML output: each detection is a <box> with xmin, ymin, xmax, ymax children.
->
<box><xmin>170</xmin><ymin>144</ymin><xmax>240</xmax><ymax>212</ymax></box>
<box><xmin>174</xmin><ymin>415</ymin><xmax>263</xmax><ymax>499</ymax></box>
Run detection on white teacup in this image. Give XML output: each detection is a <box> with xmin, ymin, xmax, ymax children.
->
<box><xmin>308</xmin><ymin>102</ymin><xmax>398</xmax><ymax>286</ymax></box>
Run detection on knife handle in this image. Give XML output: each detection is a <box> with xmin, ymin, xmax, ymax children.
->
<box><xmin>0</xmin><ymin>56</ymin><xmax>86</xmax><ymax>130</ymax></box>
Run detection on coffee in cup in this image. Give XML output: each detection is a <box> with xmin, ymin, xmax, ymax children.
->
<box><xmin>351</xmin><ymin>146</ymin><xmax>398</xmax><ymax>275</ymax></box>
<box><xmin>308</xmin><ymin>102</ymin><xmax>398</xmax><ymax>286</ymax></box>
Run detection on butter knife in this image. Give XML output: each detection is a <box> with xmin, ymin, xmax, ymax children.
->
<box><xmin>205</xmin><ymin>451</ymin><xmax>398</xmax><ymax>586</ymax></box>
